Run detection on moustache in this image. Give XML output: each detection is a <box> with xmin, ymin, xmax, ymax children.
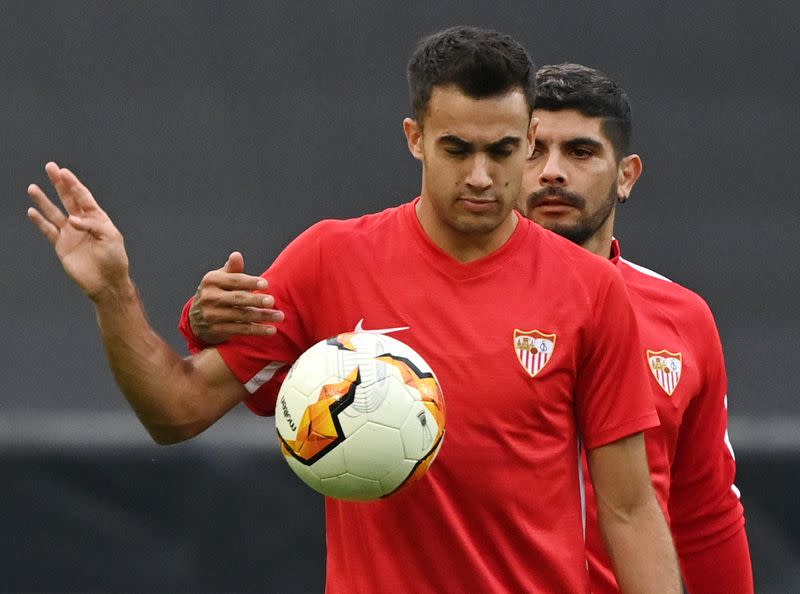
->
<box><xmin>527</xmin><ymin>187</ymin><xmax>585</xmax><ymax>209</ymax></box>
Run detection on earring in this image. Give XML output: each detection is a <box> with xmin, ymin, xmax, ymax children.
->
<box><xmin>617</xmin><ymin>194</ymin><xmax>628</xmax><ymax>204</ymax></box>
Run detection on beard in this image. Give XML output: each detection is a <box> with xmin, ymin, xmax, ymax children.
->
<box><xmin>524</xmin><ymin>185</ymin><xmax>617</xmax><ymax>246</ymax></box>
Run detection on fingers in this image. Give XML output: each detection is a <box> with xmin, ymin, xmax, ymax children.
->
<box><xmin>60</xmin><ymin>167</ymin><xmax>102</xmax><ymax>213</ymax></box>
<box><xmin>45</xmin><ymin>161</ymin><xmax>100</xmax><ymax>215</ymax></box>
<box><xmin>195</xmin><ymin>288</ymin><xmax>284</xmax><ymax>321</ymax></box>
<box><xmin>27</xmin><ymin>183</ymin><xmax>68</xmax><ymax>228</ymax></box>
<box><xmin>224</xmin><ymin>251</ymin><xmax>245</xmax><ymax>274</ymax></box>
<box><xmin>206</xmin><ymin>321</ymin><xmax>279</xmax><ymax>337</ymax></box>
<box><xmin>191</xmin><ymin>253</ymin><xmax>278</xmax><ymax>343</ymax></box>
<box><xmin>190</xmin><ymin>294</ymin><xmax>283</xmax><ymax>343</ymax></box>
<box><xmin>195</xmin><ymin>307</ymin><xmax>283</xmax><ymax>330</ymax></box>
<box><xmin>227</xmin><ymin>305</ymin><xmax>284</xmax><ymax>324</ymax></box>
<box><xmin>227</xmin><ymin>289</ymin><xmax>277</xmax><ymax>311</ymax></box>
<box><xmin>202</xmin><ymin>269</ymin><xmax>268</xmax><ymax>295</ymax></box>
<box><xmin>67</xmin><ymin>213</ymin><xmax>107</xmax><ymax>239</ymax></box>
<box><xmin>44</xmin><ymin>162</ymin><xmax>75</xmax><ymax>214</ymax></box>
<box><xmin>26</xmin><ymin>170</ymin><xmax>101</xmax><ymax>246</ymax></box>
<box><xmin>219</xmin><ymin>253</ymin><xmax>266</xmax><ymax>290</ymax></box>
<box><xmin>27</xmin><ymin>182</ymin><xmax>65</xmax><ymax>244</ymax></box>
<box><xmin>26</xmin><ymin>206</ymin><xmax>60</xmax><ymax>244</ymax></box>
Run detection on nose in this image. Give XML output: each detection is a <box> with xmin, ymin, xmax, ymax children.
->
<box><xmin>465</xmin><ymin>154</ymin><xmax>492</xmax><ymax>192</ymax></box>
<box><xmin>539</xmin><ymin>152</ymin><xmax>567</xmax><ymax>186</ymax></box>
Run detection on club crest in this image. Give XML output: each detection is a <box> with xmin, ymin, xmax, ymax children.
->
<box><xmin>646</xmin><ymin>349</ymin><xmax>682</xmax><ymax>396</ymax></box>
<box><xmin>514</xmin><ymin>330</ymin><xmax>556</xmax><ymax>378</ymax></box>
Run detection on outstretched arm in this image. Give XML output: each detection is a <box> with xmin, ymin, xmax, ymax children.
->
<box><xmin>27</xmin><ymin>162</ymin><xmax>248</xmax><ymax>444</ymax></box>
<box><xmin>588</xmin><ymin>432</ymin><xmax>681</xmax><ymax>594</ymax></box>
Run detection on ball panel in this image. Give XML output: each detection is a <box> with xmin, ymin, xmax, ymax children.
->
<box><xmin>321</xmin><ymin>473</ymin><xmax>383</xmax><ymax>501</ymax></box>
<box><xmin>399</xmin><ymin>400</ymin><xmax>444</xmax><ymax>461</ymax></box>
<box><xmin>283</xmin><ymin>452</ymin><xmax>323</xmax><ymax>493</ymax></box>
<box><xmin>307</xmin><ymin>442</ymin><xmax>346</xmax><ymax>479</ymax></box>
<box><xmin>378</xmin><ymin>459</ymin><xmax>416</xmax><ymax>494</ymax></box>
<box><xmin>342</xmin><ymin>422</ymin><xmax>405</xmax><ymax>480</ymax></box>
<box><xmin>359</xmin><ymin>376</ymin><xmax>415</xmax><ymax>428</ymax></box>
<box><xmin>274</xmin><ymin>385</ymin><xmax>310</xmax><ymax>439</ymax></box>
<box><xmin>400</xmin><ymin>435</ymin><xmax>445</xmax><ymax>492</ymax></box>
<box><xmin>376</xmin><ymin>354</ymin><xmax>445</xmax><ymax>427</ymax></box>
<box><xmin>284</xmin><ymin>341</ymin><xmax>344</xmax><ymax>391</ymax></box>
<box><xmin>277</xmin><ymin>367</ymin><xmax>360</xmax><ymax>464</ymax></box>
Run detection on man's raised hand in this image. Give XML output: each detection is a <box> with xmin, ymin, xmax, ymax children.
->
<box><xmin>27</xmin><ymin>162</ymin><xmax>131</xmax><ymax>302</ymax></box>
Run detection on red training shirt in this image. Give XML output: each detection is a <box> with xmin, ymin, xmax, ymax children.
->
<box><xmin>181</xmin><ymin>200</ymin><xmax>659</xmax><ymax>593</ymax></box>
<box><xmin>583</xmin><ymin>239</ymin><xmax>753</xmax><ymax>594</ymax></box>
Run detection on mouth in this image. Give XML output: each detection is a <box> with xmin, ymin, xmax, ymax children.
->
<box><xmin>459</xmin><ymin>196</ymin><xmax>497</xmax><ymax>213</ymax></box>
<box><xmin>535</xmin><ymin>198</ymin><xmax>570</xmax><ymax>207</ymax></box>
<box><xmin>530</xmin><ymin>197</ymin><xmax>574</xmax><ymax>210</ymax></box>
<box><xmin>526</xmin><ymin>199</ymin><xmax>580</xmax><ymax>221</ymax></box>
<box><xmin>527</xmin><ymin>191</ymin><xmax>582</xmax><ymax>214</ymax></box>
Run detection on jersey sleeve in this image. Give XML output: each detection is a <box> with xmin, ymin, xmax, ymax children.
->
<box><xmin>667</xmin><ymin>302</ymin><xmax>753</xmax><ymax>592</ymax></box>
<box><xmin>214</xmin><ymin>222</ymin><xmax>329</xmax><ymax>416</ymax></box>
<box><xmin>680</xmin><ymin>527</ymin><xmax>753</xmax><ymax>594</ymax></box>
<box><xmin>576</xmin><ymin>271</ymin><xmax>660</xmax><ymax>450</ymax></box>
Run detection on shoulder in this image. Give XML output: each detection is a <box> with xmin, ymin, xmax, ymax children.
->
<box><xmin>617</xmin><ymin>256</ymin><xmax>717</xmax><ymax>327</ymax></box>
<box><xmin>280</xmin><ymin>202</ymin><xmax>408</xmax><ymax>258</ymax></box>
<box><xmin>298</xmin><ymin>202</ymin><xmax>407</xmax><ymax>244</ymax></box>
<box><xmin>264</xmin><ymin>201</ymin><xmax>411</xmax><ymax>297</ymax></box>
<box><xmin>533</xmin><ymin>223</ymin><xmax>621</xmax><ymax>279</ymax></box>
<box><xmin>531</xmin><ymin>225</ymin><xmax>626</xmax><ymax>300</ymax></box>
<box><xmin>513</xmin><ymin>224</ymin><xmax>629</xmax><ymax>321</ymax></box>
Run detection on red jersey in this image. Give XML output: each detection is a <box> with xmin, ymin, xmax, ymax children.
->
<box><xmin>584</xmin><ymin>240</ymin><xmax>753</xmax><ymax>594</ymax></box>
<box><xmin>181</xmin><ymin>201</ymin><xmax>658</xmax><ymax>593</ymax></box>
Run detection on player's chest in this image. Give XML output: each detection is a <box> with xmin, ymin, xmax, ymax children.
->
<box><xmin>314</xmin><ymin>275</ymin><xmax>589</xmax><ymax>425</ymax></box>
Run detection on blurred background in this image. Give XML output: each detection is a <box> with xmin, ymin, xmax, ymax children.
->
<box><xmin>2</xmin><ymin>1</ymin><xmax>798</xmax><ymax>591</ymax></box>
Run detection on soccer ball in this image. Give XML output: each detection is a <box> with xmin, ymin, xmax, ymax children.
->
<box><xmin>275</xmin><ymin>331</ymin><xmax>446</xmax><ymax>501</ymax></box>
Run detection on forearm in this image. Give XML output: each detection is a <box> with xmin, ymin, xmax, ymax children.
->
<box><xmin>26</xmin><ymin>163</ymin><xmax>243</xmax><ymax>442</ymax></box>
<box><xmin>94</xmin><ymin>279</ymin><xmax>224</xmax><ymax>443</ymax></box>
<box><xmin>599</xmin><ymin>493</ymin><xmax>681</xmax><ymax>593</ymax></box>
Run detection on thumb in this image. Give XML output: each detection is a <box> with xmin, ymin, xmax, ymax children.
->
<box><xmin>68</xmin><ymin>214</ymin><xmax>104</xmax><ymax>237</ymax></box>
<box><xmin>224</xmin><ymin>250</ymin><xmax>245</xmax><ymax>273</ymax></box>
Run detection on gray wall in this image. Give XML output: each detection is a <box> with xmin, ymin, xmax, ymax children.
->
<box><xmin>4</xmin><ymin>2</ymin><xmax>798</xmax><ymax>417</ymax></box>
<box><xmin>2</xmin><ymin>1</ymin><xmax>798</xmax><ymax>591</ymax></box>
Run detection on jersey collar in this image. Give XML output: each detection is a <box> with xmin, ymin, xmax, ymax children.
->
<box><xmin>610</xmin><ymin>237</ymin><xmax>622</xmax><ymax>265</ymax></box>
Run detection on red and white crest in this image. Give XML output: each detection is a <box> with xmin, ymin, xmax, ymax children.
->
<box><xmin>514</xmin><ymin>330</ymin><xmax>556</xmax><ymax>378</ymax></box>
<box><xmin>646</xmin><ymin>349</ymin><xmax>682</xmax><ymax>396</ymax></box>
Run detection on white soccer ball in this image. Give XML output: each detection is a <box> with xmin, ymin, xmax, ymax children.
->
<box><xmin>275</xmin><ymin>331</ymin><xmax>446</xmax><ymax>501</ymax></box>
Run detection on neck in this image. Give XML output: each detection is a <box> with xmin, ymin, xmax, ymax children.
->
<box><xmin>580</xmin><ymin>206</ymin><xmax>617</xmax><ymax>259</ymax></box>
<box><xmin>415</xmin><ymin>198</ymin><xmax>519</xmax><ymax>263</ymax></box>
<box><xmin>581</xmin><ymin>232</ymin><xmax>614</xmax><ymax>259</ymax></box>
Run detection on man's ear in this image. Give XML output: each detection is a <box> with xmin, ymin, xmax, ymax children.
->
<box><xmin>403</xmin><ymin>117</ymin><xmax>424</xmax><ymax>161</ymax></box>
<box><xmin>617</xmin><ymin>154</ymin><xmax>643</xmax><ymax>202</ymax></box>
<box><xmin>527</xmin><ymin>116</ymin><xmax>539</xmax><ymax>159</ymax></box>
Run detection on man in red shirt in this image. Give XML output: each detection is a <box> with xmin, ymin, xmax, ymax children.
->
<box><xmin>519</xmin><ymin>63</ymin><xmax>754</xmax><ymax>593</ymax></box>
<box><xmin>26</xmin><ymin>27</ymin><xmax>678</xmax><ymax>592</ymax></box>
<box><xmin>185</xmin><ymin>63</ymin><xmax>756</xmax><ymax>591</ymax></box>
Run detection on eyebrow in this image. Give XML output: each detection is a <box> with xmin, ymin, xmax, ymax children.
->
<box><xmin>562</xmin><ymin>137</ymin><xmax>605</xmax><ymax>151</ymax></box>
<box><xmin>439</xmin><ymin>135</ymin><xmax>523</xmax><ymax>151</ymax></box>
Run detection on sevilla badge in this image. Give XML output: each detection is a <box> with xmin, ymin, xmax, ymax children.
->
<box><xmin>646</xmin><ymin>349</ymin><xmax>682</xmax><ymax>396</ymax></box>
<box><xmin>514</xmin><ymin>330</ymin><xmax>556</xmax><ymax>378</ymax></box>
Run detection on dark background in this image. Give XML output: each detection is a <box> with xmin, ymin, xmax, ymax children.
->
<box><xmin>2</xmin><ymin>1</ymin><xmax>798</xmax><ymax>592</ymax></box>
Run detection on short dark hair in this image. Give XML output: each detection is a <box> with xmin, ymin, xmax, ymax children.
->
<box><xmin>535</xmin><ymin>63</ymin><xmax>632</xmax><ymax>159</ymax></box>
<box><xmin>407</xmin><ymin>26</ymin><xmax>536</xmax><ymax>122</ymax></box>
